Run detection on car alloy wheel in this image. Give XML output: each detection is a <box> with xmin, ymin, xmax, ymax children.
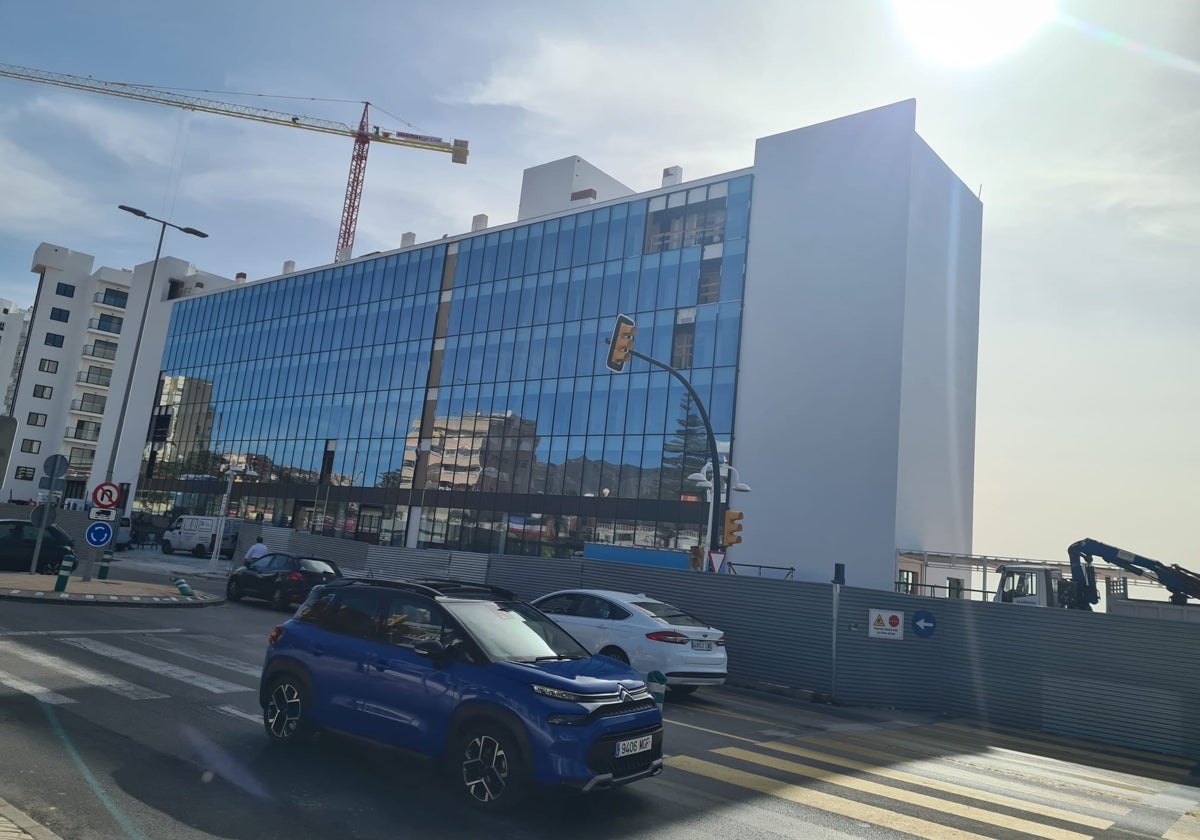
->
<box><xmin>226</xmin><ymin>578</ymin><xmax>242</xmax><ymax>601</ymax></box>
<box><xmin>264</xmin><ymin>676</ymin><xmax>310</xmax><ymax>743</ymax></box>
<box><xmin>600</xmin><ymin>646</ymin><xmax>629</xmax><ymax>665</ymax></box>
<box><xmin>459</xmin><ymin>726</ymin><xmax>527</xmax><ymax>809</ymax></box>
<box><xmin>271</xmin><ymin>585</ymin><xmax>289</xmax><ymax>610</ymax></box>
<box><xmin>37</xmin><ymin>558</ymin><xmax>61</xmax><ymax>575</ymax></box>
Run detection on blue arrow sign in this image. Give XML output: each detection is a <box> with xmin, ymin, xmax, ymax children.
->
<box><xmin>86</xmin><ymin>521</ymin><xmax>113</xmax><ymax>548</ymax></box>
<box><xmin>912</xmin><ymin>610</ymin><xmax>937</xmax><ymax>638</ymax></box>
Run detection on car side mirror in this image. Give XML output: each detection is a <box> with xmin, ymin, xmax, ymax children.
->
<box><xmin>413</xmin><ymin>639</ymin><xmax>446</xmax><ymax>659</ymax></box>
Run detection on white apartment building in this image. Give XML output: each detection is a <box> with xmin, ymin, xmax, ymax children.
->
<box><xmin>3</xmin><ymin>243</ymin><xmax>232</xmax><ymax>504</ymax></box>
<box><xmin>0</xmin><ymin>298</ymin><xmax>30</xmax><ymax>413</ymax></box>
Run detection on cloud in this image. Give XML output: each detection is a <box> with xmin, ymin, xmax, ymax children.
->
<box><xmin>0</xmin><ymin>133</ymin><xmax>109</xmax><ymax>235</ymax></box>
<box><xmin>25</xmin><ymin>93</ymin><xmax>189</xmax><ymax>169</ymax></box>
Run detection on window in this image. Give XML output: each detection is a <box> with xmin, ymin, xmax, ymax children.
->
<box><xmin>898</xmin><ymin>569</ymin><xmax>918</xmax><ymax>596</ymax></box>
<box><xmin>75</xmin><ymin>394</ymin><xmax>106</xmax><ymax>413</ymax></box>
<box><xmin>56</xmin><ymin>282</ymin><xmax>75</xmax><ymax>298</ymax></box>
<box><xmin>99</xmin><ymin>289</ymin><xmax>129</xmax><ymax>308</ymax></box>
<box><xmin>534</xmin><ymin>593</ymin><xmax>578</xmax><ymax>615</ymax></box>
<box><xmin>630</xmin><ymin>600</ymin><xmax>708</xmax><ymax>627</ymax></box>
<box><xmin>94</xmin><ymin>314</ymin><xmax>123</xmax><ymax>334</ymax></box>
<box><xmin>26</xmin><ymin>412</ymin><xmax>46</xmax><ymax>427</ymax></box>
<box><xmin>68</xmin><ymin>447</ymin><xmax>95</xmax><ymax>468</ymax></box>
<box><xmin>86</xmin><ymin>339</ymin><xmax>118</xmax><ymax>360</ymax></box>
<box><xmin>44</xmin><ymin>333</ymin><xmax>64</xmax><ymax>348</ymax></box>
<box><xmin>382</xmin><ymin>595</ymin><xmax>446</xmax><ymax>648</ymax></box>
<box><xmin>671</xmin><ymin>322</ymin><xmax>696</xmax><ymax>369</ymax></box>
<box><xmin>575</xmin><ymin>595</ymin><xmax>630</xmax><ymax>621</ymax></box>
<box><xmin>299</xmin><ymin>590</ymin><xmax>381</xmax><ymax>639</ymax></box>
<box><xmin>20</xmin><ymin>439</ymin><xmax>41</xmax><ymax>454</ymax></box>
<box><xmin>80</xmin><ymin>366</ymin><xmax>111</xmax><ymax>387</ymax></box>
<box><xmin>50</xmin><ymin>307</ymin><xmax>70</xmax><ymax>323</ymax></box>
<box><xmin>698</xmin><ymin>257</ymin><xmax>722</xmax><ymax>304</ymax></box>
<box><xmin>14</xmin><ymin>466</ymin><xmax>35</xmax><ymax>481</ymax></box>
<box><xmin>32</xmin><ymin>385</ymin><xmax>53</xmax><ymax>399</ymax></box>
<box><xmin>38</xmin><ymin>358</ymin><xmax>58</xmax><ymax>374</ymax></box>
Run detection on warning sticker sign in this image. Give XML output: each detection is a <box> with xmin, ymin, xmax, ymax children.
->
<box><xmin>868</xmin><ymin>609</ymin><xmax>904</xmax><ymax>640</ymax></box>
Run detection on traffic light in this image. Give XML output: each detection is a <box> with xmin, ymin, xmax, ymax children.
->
<box><xmin>722</xmin><ymin>509</ymin><xmax>744</xmax><ymax>546</ymax></box>
<box><xmin>605</xmin><ymin>314</ymin><xmax>637</xmax><ymax>372</ymax></box>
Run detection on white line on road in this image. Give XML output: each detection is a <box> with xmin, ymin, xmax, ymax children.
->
<box><xmin>212</xmin><ymin>705</ymin><xmax>262</xmax><ymax>724</ymax></box>
<box><xmin>0</xmin><ymin>667</ymin><xmax>77</xmax><ymax>704</ymax></box>
<box><xmin>131</xmin><ymin>635</ymin><xmax>263</xmax><ymax>678</ymax></box>
<box><xmin>0</xmin><ymin>628</ymin><xmax>184</xmax><ymax>637</ymax></box>
<box><xmin>59</xmin><ymin>638</ymin><xmax>251</xmax><ymax>694</ymax></box>
<box><xmin>0</xmin><ymin>640</ymin><xmax>167</xmax><ymax>700</ymax></box>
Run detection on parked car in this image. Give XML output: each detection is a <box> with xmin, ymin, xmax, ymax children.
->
<box><xmin>531</xmin><ymin>589</ymin><xmax>727</xmax><ymax>695</ymax></box>
<box><xmin>0</xmin><ymin>520</ymin><xmax>75</xmax><ymax>574</ymax></box>
<box><xmin>116</xmin><ymin>516</ymin><xmax>133</xmax><ymax>551</ymax></box>
<box><xmin>162</xmin><ymin>515</ymin><xmax>240</xmax><ymax>558</ymax></box>
<box><xmin>259</xmin><ymin>578</ymin><xmax>663</xmax><ymax>810</ymax></box>
<box><xmin>226</xmin><ymin>553</ymin><xmax>342</xmax><ymax>610</ymax></box>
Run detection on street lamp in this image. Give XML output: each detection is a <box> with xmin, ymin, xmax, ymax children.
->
<box><xmin>85</xmin><ymin>206</ymin><xmax>207</xmax><ymax>582</ymax></box>
<box><xmin>209</xmin><ymin>466</ymin><xmax>256</xmax><ymax>572</ymax></box>
<box><xmin>688</xmin><ymin>461</ymin><xmax>752</xmax><ymax>566</ymax></box>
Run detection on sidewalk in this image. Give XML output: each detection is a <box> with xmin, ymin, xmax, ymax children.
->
<box><xmin>0</xmin><ymin>798</ymin><xmax>63</xmax><ymax>840</ymax></box>
<box><xmin>0</xmin><ymin>549</ymin><xmax>222</xmax><ymax>607</ymax></box>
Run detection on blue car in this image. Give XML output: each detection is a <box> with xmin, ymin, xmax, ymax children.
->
<box><xmin>259</xmin><ymin>578</ymin><xmax>664</xmax><ymax>809</ymax></box>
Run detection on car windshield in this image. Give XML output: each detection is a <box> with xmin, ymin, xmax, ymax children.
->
<box><xmin>299</xmin><ymin>558</ymin><xmax>338</xmax><ymax>575</ymax></box>
<box><xmin>444</xmin><ymin>600</ymin><xmax>589</xmax><ymax>662</ymax></box>
<box><xmin>632</xmin><ymin>600</ymin><xmax>708</xmax><ymax>628</ymax></box>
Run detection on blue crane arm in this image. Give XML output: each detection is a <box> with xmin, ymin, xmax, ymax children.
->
<box><xmin>1068</xmin><ymin>538</ymin><xmax>1200</xmax><ymax>605</ymax></box>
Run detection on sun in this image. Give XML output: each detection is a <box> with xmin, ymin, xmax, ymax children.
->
<box><xmin>894</xmin><ymin>0</ymin><xmax>1057</xmax><ymax>67</ymax></box>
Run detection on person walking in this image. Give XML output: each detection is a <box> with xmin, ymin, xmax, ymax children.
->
<box><xmin>244</xmin><ymin>535</ymin><xmax>269</xmax><ymax>564</ymax></box>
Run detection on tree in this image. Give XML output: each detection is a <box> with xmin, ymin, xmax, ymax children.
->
<box><xmin>661</xmin><ymin>395</ymin><xmax>710</xmax><ymax>501</ymax></box>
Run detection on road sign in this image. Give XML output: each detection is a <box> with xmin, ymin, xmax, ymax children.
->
<box><xmin>29</xmin><ymin>504</ymin><xmax>57</xmax><ymax>529</ymax></box>
<box><xmin>912</xmin><ymin>610</ymin><xmax>937</xmax><ymax>638</ymax></box>
<box><xmin>88</xmin><ymin>507</ymin><xmax>118</xmax><ymax>522</ymax></box>
<box><xmin>868</xmin><ymin>609</ymin><xmax>904</xmax><ymax>640</ymax></box>
<box><xmin>708</xmin><ymin>551</ymin><xmax>726</xmax><ymax>573</ymax></box>
<box><xmin>92</xmin><ymin>482</ymin><xmax>121</xmax><ymax>509</ymax></box>
<box><xmin>43</xmin><ymin>453</ymin><xmax>69</xmax><ymax>478</ymax></box>
<box><xmin>85</xmin><ymin>521</ymin><xmax>113</xmax><ymax>547</ymax></box>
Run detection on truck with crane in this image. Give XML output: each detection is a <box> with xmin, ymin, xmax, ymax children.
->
<box><xmin>994</xmin><ymin>538</ymin><xmax>1200</xmax><ymax>621</ymax></box>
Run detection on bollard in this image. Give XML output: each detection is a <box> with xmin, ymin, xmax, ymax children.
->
<box><xmin>54</xmin><ymin>554</ymin><xmax>75</xmax><ymax>593</ymax></box>
<box><xmin>171</xmin><ymin>577</ymin><xmax>194</xmax><ymax>596</ymax></box>
<box><xmin>646</xmin><ymin>670</ymin><xmax>668</xmax><ymax>706</ymax></box>
<box><xmin>97</xmin><ymin>549</ymin><xmax>113</xmax><ymax>580</ymax></box>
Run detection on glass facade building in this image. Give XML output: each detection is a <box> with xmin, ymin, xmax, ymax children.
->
<box><xmin>144</xmin><ymin>174</ymin><xmax>752</xmax><ymax>556</ymax></box>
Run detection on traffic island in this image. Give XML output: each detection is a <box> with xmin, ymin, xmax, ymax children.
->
<box><xmin>0</xmin><ymin>572</ymin><xmax>222</xmax><ymax>607</ymax></box>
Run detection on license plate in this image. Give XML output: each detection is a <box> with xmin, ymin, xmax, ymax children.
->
<box><xmin>615</xmin><ymin>734</ymin><xmax>653</xmax><ymax>758</ymax></box>
<box><xmin>691</xmin><ymin>640</ymin><xmax>714</xmax><ymax>651</ymax></box>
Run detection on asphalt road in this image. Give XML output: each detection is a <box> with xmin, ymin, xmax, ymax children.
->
<box><xmin>1</xmin><ymin>559</ymin><xmax>1197</xmax><ymax>839</ymax></box>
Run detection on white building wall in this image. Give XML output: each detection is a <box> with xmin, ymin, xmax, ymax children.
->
<box><xmin>517</xmin><ymin>156</ymin><xmax>635</xmax><ymax>221</ymax></box>
<box><xmin>733</xmin><ymin>100</ymin><xmax>981</xmax><ymax>590</ymax></box>
<box><xmin>0</xmin><ymin>300</ymin><xmax>28</xmax><ymax>413</ymax></box>
<box><xmin>894</xmin><ymin>139</ymin><xmax>983</xmax><ymax>556</ymax></box>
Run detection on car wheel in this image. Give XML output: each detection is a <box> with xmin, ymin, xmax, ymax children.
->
<box><xmin>455</xmin><ymin>723</ymin><xmax>530</xmax><ymax>811</ymax></box>
<box><xmin>271</xmin><ymin>585</ymin><xmax>290</xmax><ymax>611</ymax></box>
<box><xmin>226</xmin><ymin>578</ymin><xmax>242</xmax><ymax>602</ymax></box>
<box><xmin>600</xmin><ymin>646</ymin><xmax>629</xmax><ymax>665</ymax></box>
<box><xmin>667</xmin><ymin>685</ymin><xmax>698</xmax><ymax>697</ymax></box>
<box><xmin>37</xmin><ymin>558</ymin><xmax>62</xmax><ymax>575</ymax></box>
<box><xmin>192</xmin><ymin>544</ymin><xmax>207</xmax><ymax>558</ymax></box>
<box><xmin>263</xmin><ymin>674</ymin><xmax>314</xmax><ymax>745</ymax></box>
<box><xmin>161</xmin><ymin>540</ymin><xmax>173</xmax><ymax>555</ymax></box>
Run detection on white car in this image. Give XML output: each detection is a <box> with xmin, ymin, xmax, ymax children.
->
<box><xmin>531</xmin><ymin>589</ymin><xmax>727</xmax><ymax>695</ymax></box>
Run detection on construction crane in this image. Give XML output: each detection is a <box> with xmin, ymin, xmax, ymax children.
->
<box><xmin>0</xmin><ymin>62</ymin><xmax>469</xmax><ymax>262</ymax></box>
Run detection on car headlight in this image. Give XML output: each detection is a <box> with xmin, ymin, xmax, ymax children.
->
<box><xmin>531</xmin><ymin>684</ymin><xmax>591</xmax><ymax>703</ymax></box>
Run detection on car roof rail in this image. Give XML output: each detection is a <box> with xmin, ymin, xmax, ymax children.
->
<box><xmin>408</xmin><ymin>578</ymin><xmax>518</xmax><ymax>600</ymax></box>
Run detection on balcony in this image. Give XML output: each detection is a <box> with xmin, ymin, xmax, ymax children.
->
<box><xmin>76</xmin><ymin>371</ymin><xmax>112</xmax><ymax>388</ymax></box>
<box><xmin>93</xmin><ymin>291</ymin><xmax>128</xmax><ymax>310</ymax></box>
<box><xmin>83</xmin><ymin>344</ymin><xmax>118</xmax><ymax>361</ymax></box>
<box><xmin>69</xmin><ymin>399</ymin><xmax>106</xmax><ymax>416</ymax></box>
<box><xmin>65</xmin><ymin>425</ymin><xmax>101</xmax><ymax>442</ymax></box>
<box><xmin>87</xmin><ymin>318</ymin><xmax>123</xmax><ymax>335</ymax></box>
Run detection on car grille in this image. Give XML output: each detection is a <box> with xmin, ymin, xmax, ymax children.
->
<box><xmin>589</xmin><ymin>698</ymin><xmax>658</xmax><ymax>720</ymax></box>
<box><xmin>586</xmin><ymin>724</ymin><xmax>663</xmax><ymax>777</ymax></box>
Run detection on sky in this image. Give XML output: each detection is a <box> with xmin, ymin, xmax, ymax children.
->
<box><xmin>0</xmin><ymin>0</ymin><xmax>1196</xmax><ymax>569</ymax></box>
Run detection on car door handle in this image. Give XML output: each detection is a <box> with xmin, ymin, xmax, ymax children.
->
<box><xmin>592</xmin><ymin>624</ymin><xmax>606</xmax><ymax>629</ymax></box>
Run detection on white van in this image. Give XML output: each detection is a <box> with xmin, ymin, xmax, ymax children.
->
<box><xmin>162</xmin><ymin>516</ymin><xmax>241</xmax><ymax>559</ymax></box>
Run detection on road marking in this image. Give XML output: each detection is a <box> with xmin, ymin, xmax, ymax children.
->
<box><xmin>932</xmin><ymin>722</ymin><xmax>1191</xmax><ymax>780</ymax></box>
<box><xmin>667</xmin><ymin>755</ymin><xmax>997</xmax><ymax>840</ymax></box>
<box><xmin>131</xmin><ymin>635</ymin><xmax>262</xmax><ymax>678</ymax></box>
<box><xmin>952</xmin><ymin>720</ymin><xmax>1197</xmax><ymax>769</ymax></box>
<box><xmin>665</xmin><ymin>718</ymin><xmax>761</xmax><ymax>743</ymax></box>
<box><xmin>59</xmin><ymin>638</ymin><xmax>250</xmax><ymax>694</ymax></box>
<box><xmin>758</xmin><ymin>740</ymin><xmax>1115</xmax><ymax>830</ymax></box>
<box><xmin>0</xmin><ymin>667</ymin><xmax>77</xmax><ymax>704</ymax></box>
<box><xmin>716</xmin><ymin>747</ymin><xmax>1094</xmax><ymax>840</ymax></box>
<box><xmin>1164</xmin><ymin>810</ymin><xmax>1200</xmax><ymax>840</ymax></box>
<box><xmin>803</xmin><ymin>732</ymin><xmax>1131</xmax><ymax>816</ymax></box>
<box><xmin>0</xmin><ymin>640</ymin><xmax>166</xmax><ymax>700</ymax></box>
<box><xmin>212</xmin><ymin>705</ymin><xmax>261</xmax><ymax>724</ymax></box>
<box><xmin>0</xmin><ymin>629</ymin><xmax>184</xmax><ymax>637</ymax></box>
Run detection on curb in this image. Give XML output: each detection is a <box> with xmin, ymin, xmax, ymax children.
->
<box><xmin>0</xmin><ymin>797</ymin><xmax>65</xmax><ymax>840</ymax></box>
<box><xmin>0</xmin><ymin>588</ymin><xmax>225</xmax><ymax>608</ymax></box>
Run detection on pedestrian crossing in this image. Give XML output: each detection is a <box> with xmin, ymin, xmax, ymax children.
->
<box><xmin>0</xmin><ymin>630</ymin><xmax>1194</xmax><ymax>839</ymax></box>
<box><xmin>664</xmin><ymin>716</ymin><xmax>1199</xmax><ymax>840</ymax></box>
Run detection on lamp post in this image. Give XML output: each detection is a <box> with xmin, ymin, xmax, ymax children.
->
<box><xmin>85</xmin><ymin>206</ymin><xmax>207</xmax><ymax>582</ymax></box>
<box><xmin>688</xmin><ymin>460</ymin><xmax>752</xmax><ymax>569</ymax></box>
<box><xmin>209</xmin><ymin>466</ymin><xmax>246</xmax><ymax>573</ymax></box>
